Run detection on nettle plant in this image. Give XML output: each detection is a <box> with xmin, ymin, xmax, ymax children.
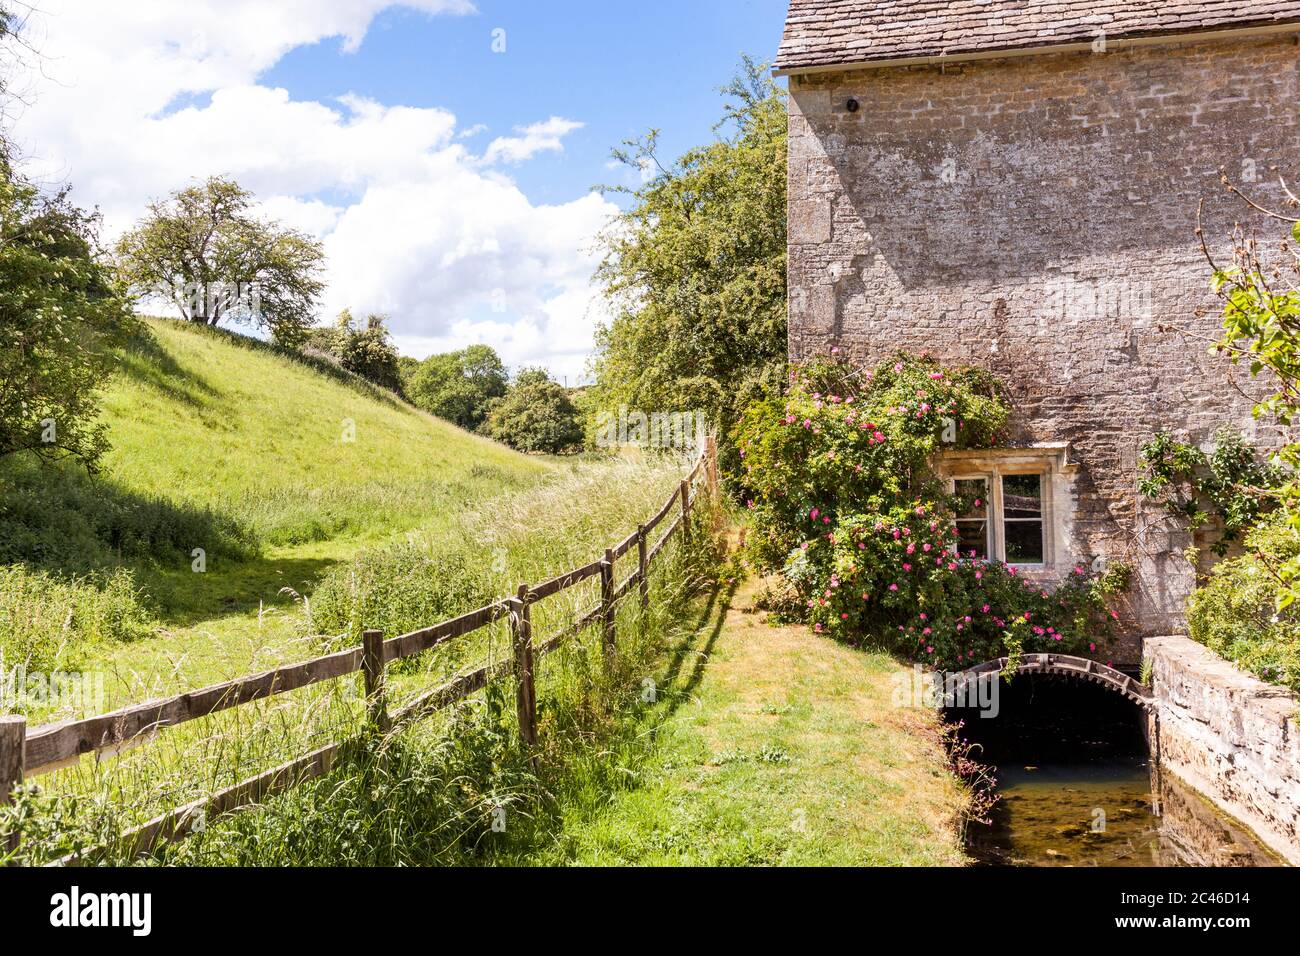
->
<box><xmin>735</xmin><ymin>353</ymin><xmax>1126</xmax><ymax>670</ymax></box>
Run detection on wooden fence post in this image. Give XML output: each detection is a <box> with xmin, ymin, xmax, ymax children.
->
<box><xmin>511</xmin><ymin>585</ymin><xmax>537</xmax><ymax>750</ymax></box>
<box><xmin>637</xmin><ymin>523</ymin><xmax>649</xmax><ymax>612</ymax></box>
<box><xmin>1</xmin><ymin>715</ymin><xmax>24</xmax><ymax>857</ymax></box>
<box><xmin>705</xmin><ymin>435</ymin><xmax>718</xmax><ymax>497</ymax></box>
<box><xmin>600</xmin><ymin>548</ymin><xmax>616</xmax><ymax>663</ymax></box>
<box><xmin>679</xmin><ymin>478</ymin><xmax>692</xmax><ymax>546</ymax></box>
<box><xmin>361</xmin><ymin>629</ymin><xmax>389</xmax><ymax>733</ymax></box>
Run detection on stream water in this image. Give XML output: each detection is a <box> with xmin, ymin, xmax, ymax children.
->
<box><xmin>947</xmin><ymin>674</ymin><xmax>1279</xmax><ymax>867</ymax></box>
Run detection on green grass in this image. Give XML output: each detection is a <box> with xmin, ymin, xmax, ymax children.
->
<box><xmin>3</xmin><ymin>460</ymin><xmax>701</xmax><ymax>866</ymax></box>
<box><xmin>0</xmin><ymin>317</ymin><xmax>551</xmax><ymax>716</ymax></box>
<box><xmin>509</xmin><ymin>574</ymin><xmax>970</xmax><ymax>866</ymax></box>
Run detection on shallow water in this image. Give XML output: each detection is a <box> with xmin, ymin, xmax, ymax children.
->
<box><xmin>949</xmin><ymin>673</ymin><xmax>1280</xmax><ymax>867</ymax></box>
<box><xmin>967</xmin><ymin>759</ymin><xmax>1277</xmax><ymax>867</ymax></box>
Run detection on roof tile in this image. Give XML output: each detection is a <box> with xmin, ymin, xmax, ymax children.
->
<box><xmin>773</xmin><ymin>0</ymin><xmax>1300</xmax><ymax>71</ymax></box>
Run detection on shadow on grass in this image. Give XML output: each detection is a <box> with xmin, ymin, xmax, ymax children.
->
<box><xmin>656</xmin><ymin>576</ymin><xmax>739</xmax><ymax>722</ymax></box>
<box><xmin>0</xmin><ymin>453</ymin><xmax>257</xmax><ymax>581</ymax></box>
<box><xmin>118</xmin><ymin>324</ymin><xmax>224</xmax><ymax>409</ymax></box>
<box><xmin>138</xmin><ymin>553</ymin><xmax>344</xmax><ymax>626</ymax></box>
<box><xmin>143</xmin><ymin>316</ymin><xmax>412</xmax><ymax>412</ymax></box>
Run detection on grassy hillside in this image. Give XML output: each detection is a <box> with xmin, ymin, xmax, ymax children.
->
<box><xmin>1</xmin><ymin>318</ymin><xmax>551</xmax><ymax>706</ymax></box>
<box><xmin>101</xmin><ymin>319</ymin><xmax>542</xmax><ymax>547</ymax></box>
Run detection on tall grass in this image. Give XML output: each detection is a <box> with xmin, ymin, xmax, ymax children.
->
<box><xmin>1</xmin><ymin>457</ymin><xmax>719</xmax><ymax>866</ymax></box>
<box><xmin>0</xmin><ymin>565</ymin><xmax>154</xmax><ymax>675</ymax></box>
<box><xmin>0</xmin><ymin>318</ymin><xmax>550</xmax><ymax>704</ymax></box>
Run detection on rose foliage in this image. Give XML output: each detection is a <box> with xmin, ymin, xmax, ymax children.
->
<box><xmin>734</xmin><ymin>354</ymin><xmax>1127</xmax><ymax>670</ymax></box>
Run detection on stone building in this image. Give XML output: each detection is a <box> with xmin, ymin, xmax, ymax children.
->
<box><xmin>775</xmin><ymin>1</ymin><xmax>1300</xmax><ymax>652</ymax></box>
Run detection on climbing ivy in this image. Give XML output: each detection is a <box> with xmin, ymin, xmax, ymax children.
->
<box><xmin>1138</xmin><ymin>427</ymin><xmax>1287</xmax><ymax>557</ymax></box>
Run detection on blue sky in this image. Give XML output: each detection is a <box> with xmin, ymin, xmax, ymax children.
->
<box><xmin>14</xmin><ymin>0</ymin><xmax>791</xmax><ymax>380</ymax></box>
<box><xmin>261</xmin><ymin>0</ymin><xmax>790</xmax><ymax>205</ymax></box>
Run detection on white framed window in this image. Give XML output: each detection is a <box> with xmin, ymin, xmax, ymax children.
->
<box><xmin>950</xmin><ymin>469</ymin><xmax>1049</xmax><ymax>567</ymax></box>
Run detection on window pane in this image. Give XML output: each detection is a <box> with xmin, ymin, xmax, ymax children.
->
<box><xmin>954</xmin><ymin>478</ymin><xmax>987</xmax><ymax>518</ymax></box>
<box><xmin>956</xmin><ymin>521</ymin><xmax>988</xmax><ymax>560</ymax></box>
<box><xmin>1002</xmin><ymin>474</ymin><xmax>1042</xmax><ymax>519</ymax></box>
<box><xmin>1005</xmin><ymin>520</ymin><xmax>1044</xmax><ymax>564</ymax></box>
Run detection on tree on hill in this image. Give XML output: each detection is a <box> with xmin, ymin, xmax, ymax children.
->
<box><xmin>307</xmin><ymin>310</ymin><xmax>404</xmax><ymax>393</ymax></box>
<box><xmin>590</xmin><ymin>57</ymin><xmax>787</xmax><ymax>473</ymax></box>
<box><xmin>0</xmin><ymin>147</ymin><xmax>136</xmax><ymax>470</ymax></box>
<box><xmin>481</xmin><ymin>367</ymin><xmax>584</xmax><ymax>454</ymax></box>
<box><xmin>114</xmin><ymin>176</ymin><xmax>325</xmax><ymax>348</ymax></box>
<box><xmin>406</xmin><ymin>344</ymin><xmax>508</xmax><ymax>430</ymax></box>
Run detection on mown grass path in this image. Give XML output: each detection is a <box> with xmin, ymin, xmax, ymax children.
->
<box><xmin>534</xmin><ymin>576</ymin><xmax>970</xmax><ymax>865</ymax></box>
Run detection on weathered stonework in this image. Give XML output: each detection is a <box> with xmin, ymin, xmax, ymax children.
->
<box><xmin>786</xmin><ymin>35</ymin><xmax>1300</xmax><ymax>645</ymax></box>
<box><xmin>1146</xmin><ymin>635</ymin><xmax>1300</xmax><ymax>864</ymax></box>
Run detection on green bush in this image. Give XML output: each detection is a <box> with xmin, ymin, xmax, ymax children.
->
<box><xmin>405</xmin><ymin>345</ymin><xmax>508</xmax><ymax>431</ymax></box>
<box><xmin>0</xmin><ymin>565</ymin><xmax>154</xmax><ymax>674</ymax></box>
<box><xmin>0</xmin><ymin>452</ymin><xmax>258</xmax><ymax>573</ymax></box>
<box><xmin>309</xmin><ymin>543</ymin><xmax>494</xmax><ymax>649</ymax></box>
<box><xmin>481</xmin><ymin>368</ymin><xmax>584</xmax><ymax>454</ymax></box>
<box><xmin>735</xmin><ymin>353</ymin><xmax>1124</xmax><ymax>668</ymax></box>
<box><xmin>305</xmin><ymin>310</ymin><xmax>404</xmax><ymax>394</ymax></box>
<box><xmin>1187</xmin><ymin>516</ymin><xmax>1300</xmax><ymax>693</ymax></box>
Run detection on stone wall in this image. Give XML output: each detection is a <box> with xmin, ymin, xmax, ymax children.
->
<box><xmin>1146</xmin><ymin>635</ymin><xmax>1300</xmax><ymax>864</ymax></box>
<box><xmin>786</xmin><ymin>34</ymin><xmax>1300</xmax><ymax>642</ymax></box>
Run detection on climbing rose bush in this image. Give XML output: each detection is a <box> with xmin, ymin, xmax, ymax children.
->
<box><xmin>735</xmin><ymin>353</ymin><xmax>1125</xmax><ymax>670</ymax></box>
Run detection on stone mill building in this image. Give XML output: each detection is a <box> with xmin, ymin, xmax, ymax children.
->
<box><xmin>774</xmin><ymin>1</ymin><xmax>1300</xmax><ymax>652</ymax></box>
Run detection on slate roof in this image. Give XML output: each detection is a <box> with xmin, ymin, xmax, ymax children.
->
<box><xmin>773</xmin><ymin>0</ymin><xmax>1300</xmax><ymax>73</ymax></box>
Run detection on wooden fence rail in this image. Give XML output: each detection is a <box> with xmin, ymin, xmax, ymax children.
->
<box><xmin>1</xmin><ymin>439</ymin><xmax>718</xmax><ymax>864</ymax></box>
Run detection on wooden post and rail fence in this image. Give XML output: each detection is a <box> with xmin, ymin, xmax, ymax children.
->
<box><xmin>0</xmin><ymin>439</ymin><xmax>718</xmax><ymax>865</ymax></box>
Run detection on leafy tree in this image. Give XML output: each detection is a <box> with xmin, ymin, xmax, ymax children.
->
<box><xmin>407</xmin><ymin>344</ymin><xmax>507</xmax><ymax>430</ymax></box>
<box><xmin>115</xmin><ymin>176</ymin><xmax>325</xmax><ymax>347</ymax></box>
<box><xmin>0</xmin><ymin>150</ymin><xmax>136</xmax><ymax>469</ymax></box>
<box><xmin>590</xmin><ymin>57</ymin><xmax>787</xmax><ymax>472</ymax></box>
<box><xmin>307</xmin><ymin>310</ymin><xmax>404</xmax><ymax>393</ymax></box>
<box><xmin>1200</xmin><ymin>167</ymin><xmax>1300</xmax><ymax>604</ymax></box>
<box><xmin>481</xmin><ymin>367</ymin><xmax>583</xmax><ymax>454</ymax></box>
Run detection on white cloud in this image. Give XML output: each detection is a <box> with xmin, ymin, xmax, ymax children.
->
<box><xmin>482</xmin><ymin>116</ymin><xmax>584</xmax><ymax>166</ymax></box>
<box><xmin>7</xmin><ymin>1</ymin><xmax>617</xmax><ymax>379</ymax></box>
